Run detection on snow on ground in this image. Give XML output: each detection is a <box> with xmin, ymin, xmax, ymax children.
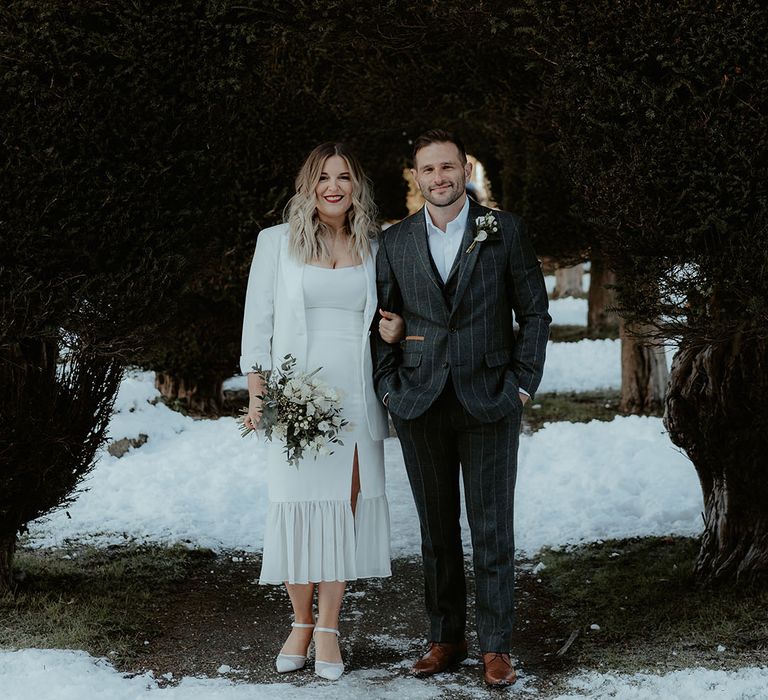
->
<box><xmin>557</xmin><ymin>667</ymin><xmax>768</xmax><ymax>699</ymax></box>
<box><xmin>548</xmin><ymin>296</ymin><xmax>588</xmax><ymax>326</ymax></box>
<box><xmin>4</xmin><ymin>648</ymin><xmax>768</xmax><ymax>700</ymax></box>
<box><xmin>537</xmin><ymin>339</ymin><xmax>620</xmax><ymax>392</ymax></box>
<box><xmin>0</xmin><ymin>648</ymin><xmax>458</xmax><ymax>700</ymax></box>
<box><xmin>26</xmin><ymin>370</ymin><xmax>702</xmax><ymax>557</ymax></box>
<box><xmin>515</xmin><ymin>416</ymin><xmax>699</xmax><ymax>554</ymax></box>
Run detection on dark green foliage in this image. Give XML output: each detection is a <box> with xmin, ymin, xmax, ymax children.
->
<box><xmin>10</xmin><ymin>0</ymin><xmax>768</xmax><ymax>583</ymax></box>
<box><xmin>523</xmin><ymin>1</ymin><xmax>768</xmax><ymax>342</ymax></box>
<box><xmin>521</xmin><ymin>1</ymin><xmax>768</xmax><ymax>581</ymax></box>
<box><xmin>0</xmin><ymin>1</ymin><xmax>551</xmax><ymax>567</ymax></box>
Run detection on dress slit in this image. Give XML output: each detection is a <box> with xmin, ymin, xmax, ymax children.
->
<box><xmin>350</xmin><ymin>443</ymin><xmax>361</xmax><ymax>516</ymax></box>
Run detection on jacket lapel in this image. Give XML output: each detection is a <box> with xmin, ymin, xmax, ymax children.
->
<box><xmin>450</xmin><ymin>200</ymin><xmax>487</xmax><ymax>315</ymax></box>
<box><xmin>409</xmin><ymin>209</ymin><xmax>444</xmax><ymax>293</ymax></box>
<box><xmin>362</xmin><ymin>245</ymin><xmax>377</xmax><ymax>327</ymax></box>
<box><xmin>280</xmin><ymin>233</ymin><xmax>306</xmax><ymax>326</ymax></box>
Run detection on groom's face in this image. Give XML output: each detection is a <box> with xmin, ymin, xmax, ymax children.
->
<box><xmin>411</xmin><ymin>142</ymin><xmax>473</xmax><ymax>208</ymax></box>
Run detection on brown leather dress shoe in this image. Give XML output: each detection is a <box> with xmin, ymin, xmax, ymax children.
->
<box><xmin>411</xmin><ymin>640</ymin><xmax>468</xmax><ymax>677</ymax></box>
<box><xmin>482</xmin><ymin>652</ymin><xmax>517</xmax><ymax>687</ymax></box>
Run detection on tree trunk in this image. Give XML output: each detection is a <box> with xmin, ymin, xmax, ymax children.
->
<box><xmin>664</xmin><ymin>335</ymin><xmax>768</xmax><ymax>584</ymax></box>
<box><xmin>155</xmin><ymin>371</ymin><xmax>224</xmax><ymax>415</ymax></box>
<box><xmin>0</xmin><ymin>534</ymin><xmax>16</xmax><ymax>594</ymax></box>
<box><xmin>587</xmin><ymin>254</ymin><xmax>619</xmax><ymax>338</ymax></box>
<box><xmin>552</xmin><ymin>263</ymin><xmax>584</xmax><ymax>299</ymax></box>
<box><xmin>619</xmin><ymin>320</ymin><xmax>669</xmax><ymax>414</ymax></box>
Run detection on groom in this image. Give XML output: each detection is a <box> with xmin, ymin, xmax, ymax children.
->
<box><xmin>373</xmin><ymin>130</ymin><xmax>550</xmax><ymax>686</ymax></box>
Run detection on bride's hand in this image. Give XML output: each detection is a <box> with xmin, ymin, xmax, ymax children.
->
<box><xmin>379</xmin><ymin>309</ymin><xmax>405</xmax><ymax>344</ymax></box>
<box><xmin>245</xmin><ymin>398</ymin><xmax>262</xmax><ymax>431</ymax></box>
<box><xmin>245</xmin><ymin>372</ymin><xmax>266</xmax><ymax>430</ymax></box>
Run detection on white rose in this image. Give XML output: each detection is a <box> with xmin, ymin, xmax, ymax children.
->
<box><xmin>317</xmin><ymin>420</ymin><xmax>329</xmax><ymax>432</ymax></box>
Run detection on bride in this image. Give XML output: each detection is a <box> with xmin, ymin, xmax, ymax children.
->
<box><xmin>240</xmin><ymin>143</ymin><xmax>404</xmax><ymax>680</ymax></box>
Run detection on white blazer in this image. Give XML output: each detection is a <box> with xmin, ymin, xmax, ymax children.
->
<box><xmin>240</xmin><ymin>223</ymin><xmax>389</xmax><ymax>442</ymax></box>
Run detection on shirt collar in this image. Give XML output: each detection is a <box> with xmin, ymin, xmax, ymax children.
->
<box><xmin>424</xmin><ymin>195</ymin><xmax>470</xmax><ymax>237</ymax></box>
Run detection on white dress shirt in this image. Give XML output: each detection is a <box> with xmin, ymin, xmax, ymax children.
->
<box><xmin>424</xmin><ymin>196</ymin><xmax>470</xmax><ymax>282</ymax></box>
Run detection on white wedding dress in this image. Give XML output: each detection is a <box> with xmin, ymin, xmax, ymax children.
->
<box><xmin>258</xmin><ymin>264</ymin><xmax>391</xmax><ymax>585</ymax></box>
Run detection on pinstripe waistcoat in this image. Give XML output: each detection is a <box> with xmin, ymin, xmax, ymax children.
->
<box><xmin>373</xmin><ymin>200</ymin><xmax>551</xmax><ymax>423</ymax></box>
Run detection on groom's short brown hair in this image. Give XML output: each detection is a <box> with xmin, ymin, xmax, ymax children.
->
<box><xmin>412</xmin><ymin>129</ymin><xmax>467</xmax><ymax>166</ymax></box>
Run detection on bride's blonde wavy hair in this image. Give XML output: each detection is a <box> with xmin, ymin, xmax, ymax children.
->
<box><xmin>284</xmin><ymin>143</ymin><xmax>378</xmax><ymax>264</ymax></box>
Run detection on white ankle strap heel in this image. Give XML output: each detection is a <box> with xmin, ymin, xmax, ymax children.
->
<box><xmin>275</xmin><ymin>622</ymin><xmax>315</xmax><ymax>673</ymax></box>
<box><xmin>313</xmin><ymin>627</ymin><xmax>344</xmax><ymax>681</ymax></box>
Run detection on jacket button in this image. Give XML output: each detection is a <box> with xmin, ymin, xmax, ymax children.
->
<box><xmin>443</xmin><ymin>361</ymin><xmax>450</xmax><ymax>368</ymax></box>
<box><xmin>449</xmin><ymin>326</ymin><xmax>457</xmax><ymax>333</ymax></box>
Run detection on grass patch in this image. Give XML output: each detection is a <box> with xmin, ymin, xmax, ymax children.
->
<box><xmin>525</xmin><ymin>390</ymin><xmax>636</xmax><ymax>432</ymax></box>
<box><xmin>0</xmin><ymin>545</ymin><xmax>209</xmax><ymax>662</ymax></box>
<box><xmin>549</xmin><ymin>325</ymin><xmax>620</xmax><ymax>343</ymax></box>
<box><xmin>537</xmin><ymin>537</ymin><xmax>768</xmax><ymax>672</ymax></box>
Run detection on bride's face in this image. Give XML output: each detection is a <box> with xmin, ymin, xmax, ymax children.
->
<box><xmin>314</xmin><ymin>155</ymin><xmax>353</xmax><ymax>225</ymax></box>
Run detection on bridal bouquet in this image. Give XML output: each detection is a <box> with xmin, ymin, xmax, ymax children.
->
<box><xmin>239</xmin><ymin>354</ymin><xmax>348</xmax><ymax>468</ymax></box>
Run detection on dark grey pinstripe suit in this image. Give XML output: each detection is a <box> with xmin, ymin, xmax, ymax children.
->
<box><xmin>373</xmin><ymin>199</ymin><xmax>550</xmax><ymax>652</ymax></box>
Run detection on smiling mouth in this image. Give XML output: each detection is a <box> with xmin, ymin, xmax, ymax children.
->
<box><xmin>324</xmin><ymin>195</ymin><xmax>344</xmax><ymax>203</ymax></box>
<box><xmin>431</xmin><ymin>185</ymin><xmax>451</xmax><ymax>193</ymax></box>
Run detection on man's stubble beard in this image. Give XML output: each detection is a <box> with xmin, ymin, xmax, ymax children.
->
<box><xmin>421</xmin><ymin>176</ymin><xmax>466</xmax><ymax>209</ymax></box>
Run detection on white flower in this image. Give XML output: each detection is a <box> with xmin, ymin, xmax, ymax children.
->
<box><xmin>317</xmin><ymin>420</ymin><xmax>330</xmax><ymax>432</ymax></box>
<box><xmin>305</xmin><ymin>402</ymin><xmax>316</xmax><ymax>417</ymax></box>
<box><xmin>466</xmin><ymin>213</ymin><xmax>499</xmax><ymax>254</ymax></box>
<box><xmin>331</xmin><ymin>415</ymin><xmax>342</xmax><ymax>427</ymax></box>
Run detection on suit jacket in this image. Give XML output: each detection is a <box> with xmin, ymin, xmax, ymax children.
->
<box><xmin>240</xmin><ymin>223</ymin><xmax>389</xmax><ymax>441</ymax></box>
<box><xmin>373</xmin><ymin>200</ymin><xmax>551</xmax><ymax>423</ymax></box>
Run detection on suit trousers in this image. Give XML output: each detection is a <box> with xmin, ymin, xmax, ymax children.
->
<box><xmin>391</xmin><ymin>378</ymin><xmax>521</xmax><ymax>652</ymax></box>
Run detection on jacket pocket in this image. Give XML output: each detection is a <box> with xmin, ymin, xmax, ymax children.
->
<box><xmin>485</xmin><ymin>349</ymin><xmax>512</xmax><ymax>368</ymax></box>
<box><xmin>401</xmin><ymin>351</ymin><xmax>422</xmax><ymax>368</ymax></box>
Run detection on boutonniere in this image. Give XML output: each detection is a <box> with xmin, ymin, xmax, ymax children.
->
<box><xmin>466</xmin><ymin>212</ymin><xmax>500</xmax><ymax>254</ymax></box>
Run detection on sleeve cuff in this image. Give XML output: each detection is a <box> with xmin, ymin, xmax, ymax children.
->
<box><xmin>239</xmin><ymin>355</ymin><xmax>272</xmax><ymax>375</ymax></box>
